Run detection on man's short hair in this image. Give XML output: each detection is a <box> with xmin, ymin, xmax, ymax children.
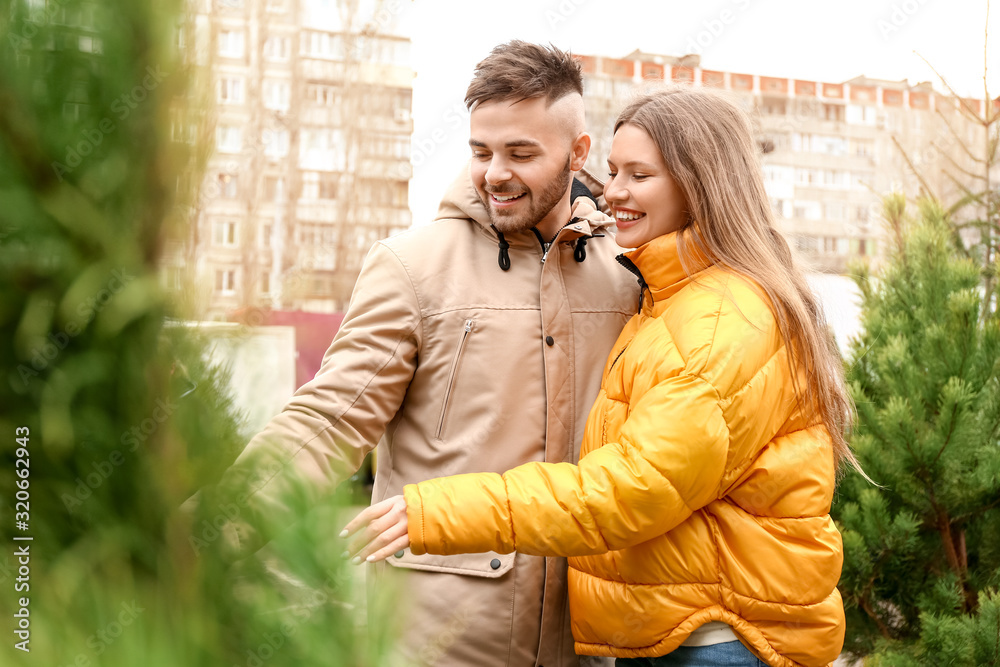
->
<box><xmin>465</xmin><ymin>40</ymin><xmax>583</xmax><ymax>110</ymax></box>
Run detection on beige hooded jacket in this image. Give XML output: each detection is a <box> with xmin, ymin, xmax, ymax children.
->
<box><xmin>216</xmin><ymin>166</ymin><xmax>637</xmax><ymax>666</ymax></box>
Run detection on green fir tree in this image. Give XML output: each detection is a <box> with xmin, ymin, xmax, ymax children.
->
<box><xmin>0</xmin><ymin>1</ymin><xmax>388</xmax><ymax>664</ymax></box>
<box><xmin>834</xmin><ymin>193</ymin><xmax>1000</xmax><ymax>665</ymax></box>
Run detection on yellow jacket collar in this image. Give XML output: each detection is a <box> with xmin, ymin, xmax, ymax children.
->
<box><xmin>624</xmin><ymin>231</ymin><xmax>714</xmax><ymax>305</ymax></box>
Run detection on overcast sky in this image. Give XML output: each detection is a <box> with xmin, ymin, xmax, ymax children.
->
<box><xmin>390</xmin><ymin>0</ymin><xmax>998</xmax><ymax>225</ymax></box>
<box><xmin>388</xmin><ymin>0</ymin><xmax>1000</xmax><ymax>224</ymax></box>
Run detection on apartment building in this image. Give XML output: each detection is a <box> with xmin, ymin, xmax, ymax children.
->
<box><xmin>165</xmin><ymin>0</ymin><xmax>413</xmax><ymax>318</ymax></box>
<box><xmin>578</xmin><ymin>51</ymin><xmax>994</xmax><ymax>273</ymax></box>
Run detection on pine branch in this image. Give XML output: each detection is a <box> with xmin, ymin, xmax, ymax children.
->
<box><xmin>936</xmin><ymin>506</ymin><xmax>965</xmax><ymax>579</ymax></box>
<box><xmin>935</xmin><ymin>109</ymin><xmax>987</xmax><ymax>164</ymax></box>
<box><xmin>931</xmin><ymin>391</ymin><xmax>963</xmax><ymax>468</ymax></box>
<box><xmin>892</xmin><ymin>135</ymin><xmax>939</xmax><ymax>200</ymax></box>
<box><xmin>952</xmin><ymin>493</ymin><xmax>1000</xmax><ymax>524</ymax></box>
<box><xmin>941</xmin><ymin>148</ymin><xmax>990</xmax><ymax>182</ymax></box>
<box><xmin>861</xmin><ymin>594</ymin><xmax>894</xmax><ymax>639</ymax></box>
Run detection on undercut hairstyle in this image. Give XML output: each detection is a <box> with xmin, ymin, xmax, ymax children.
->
<box><xmin>465</xmin><ymin>40</ymin><xmax>583</xmax><ymax>110</ymax></box>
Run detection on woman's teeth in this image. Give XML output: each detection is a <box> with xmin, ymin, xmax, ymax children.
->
<box><xmin>616</xmin><ymin>211</ymin><xmax>644</xmax><ymax>221</ymax></box>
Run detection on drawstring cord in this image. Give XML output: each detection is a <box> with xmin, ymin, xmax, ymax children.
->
<box><xmin>493</xmin><ymin>221</ymin><xmax>598</xmax><ymax>270</ymax></box>
<box><xmin>491</xmin><ymin>225</ymin><xmax>511</xmax><ymax>271</ymax></box>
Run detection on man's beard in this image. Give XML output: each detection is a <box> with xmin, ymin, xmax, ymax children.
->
<box><xmin>482</xmin><ymin>155</ymin><xmax>572</xmax><ymax>234</ymax></box>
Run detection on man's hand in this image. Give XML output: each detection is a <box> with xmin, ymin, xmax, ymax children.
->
<box><xmin>340</xmin><ymin>494</ymin><xmax>410</xmax><ymax>563</ymax></box>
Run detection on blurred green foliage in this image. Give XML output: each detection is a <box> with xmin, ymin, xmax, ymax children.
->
<box><xmin>834</xmin><ymin>194</ymin><xmax>1000</xmax><ymax>664</ymax></box>
<box><xmin>0</xmin><ymin>1</ymin><xmax>387</xmax><ymax>664</ymax></box>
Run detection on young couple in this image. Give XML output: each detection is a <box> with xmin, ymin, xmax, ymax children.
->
<box><xmin>219</xmin><ymin>41</ymin><xmax>852</xmax><ymax>667</ymax></box>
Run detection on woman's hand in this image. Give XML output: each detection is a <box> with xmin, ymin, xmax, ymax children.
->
<box><xmin>340</xmin><ymin>494</ymin><xmax>410</xmax><ymax>564</ymax></box>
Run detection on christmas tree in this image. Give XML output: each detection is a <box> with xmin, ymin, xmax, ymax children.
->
<box><xmin>0</xmin><ymin>1</ymin><xmax>387</xmax><ymax>663</ymax></box>
<box><xmin>834</xmin><ymin>193</ymin><xmax>1000</xmax><ymax>664</ymax></box>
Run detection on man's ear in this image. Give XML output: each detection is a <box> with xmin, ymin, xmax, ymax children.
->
<box><xmin>570</xmin><ymin>132</ymin><xmax>591</xmax><ymax>171</ymax></box>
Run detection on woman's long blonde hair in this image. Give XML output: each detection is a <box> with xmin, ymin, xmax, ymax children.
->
<box><xmin>615</xmin><ymin>86</ymin><xmax>859</xmax><ymax>472</ymax></box>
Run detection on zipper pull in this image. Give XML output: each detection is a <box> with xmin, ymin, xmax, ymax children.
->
<box><xmin>464</xmin><ymin>319</ymin><xmax>473</xmax><ymax>333</ymax></box>
<box><xmin>540</xmin><ymin>242</ymin><xmax>552</xmax><ymax>264</ymax></box>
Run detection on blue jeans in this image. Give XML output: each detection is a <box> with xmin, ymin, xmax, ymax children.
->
<box><xmin>615</xmin><ymin>640</ymin><xmax>768</xmax><ymax>667</ymax></box>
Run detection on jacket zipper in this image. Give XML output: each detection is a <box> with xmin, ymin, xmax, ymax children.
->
<box><xmin>616</xmin><ymin>254</ymin><xmax>649</xmax><ymax>314</ymax></box>
<box><xmin>436</xmin><ymin>319</ymin><xmax>474</xmax><ymax>439</ymax></box>
<box><xmin>530</xmin><ymin>218</ymin><xmax>583</xmax><ymax>264</ymax></box>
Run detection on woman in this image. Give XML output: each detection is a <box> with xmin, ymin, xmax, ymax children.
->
<box><xmin>343</xmin><ymin>86</ymin><xmax>858</xmax><ymax>667</ymax></box>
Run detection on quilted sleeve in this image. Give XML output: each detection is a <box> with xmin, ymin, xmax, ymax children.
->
<box><xmin>405</xmin><ymin>371</ymin><xmax>729</xmax><ymax>557</ymax></box>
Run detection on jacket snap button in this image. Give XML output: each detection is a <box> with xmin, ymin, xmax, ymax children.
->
<box><xmin>394</xmin><ymin>550</ymin><xmax>405</xmax><ymax>558</ymax></box>
<box><xmin>490</xmin><ymin>558</ymin><xmax>501</xmax><ymax>570</ymax></box>
<box><xmin>545</xmin><ymin>336</ymin><xmax>554</xmax><ymax>346</ymax></box>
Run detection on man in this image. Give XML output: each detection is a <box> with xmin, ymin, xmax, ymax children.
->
<box><xmin>214</xmin><ymin>41</ymin><xmax>637</xmax><ymax>666</ymax></box>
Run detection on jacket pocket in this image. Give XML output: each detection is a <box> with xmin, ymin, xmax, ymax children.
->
<box><xmin>386</xmin><ymin>550</ymin><xmax>515</xmax><ymax>578</ymax></box>
<box><xmin>435</xmin><ymin>319</ymin><xmax>474</xmax><ymax>439</ymax></box>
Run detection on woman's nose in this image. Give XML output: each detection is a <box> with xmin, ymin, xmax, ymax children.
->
<box><xmin>604</xmin><ymin>179</ymin><xmax>625</xmax><ymax>203</ymax></box>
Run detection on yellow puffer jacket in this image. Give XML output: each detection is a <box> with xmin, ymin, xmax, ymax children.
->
<box><xmin>405</xmin><ymin>231</ymin><xmax>845</xmax><ymax>667</ymax></box>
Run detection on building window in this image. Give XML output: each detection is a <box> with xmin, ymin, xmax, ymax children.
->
<box><xmin>165</xmin><ymin>266</ymin><xmax>183</xmax><ymax>291</ymax></box>
<box><xmin>263</xmin><ymin>35</ymin><xmax>289</xmax><ymax>60</ymax></box>
<box><xmin>853</xmin><ymin>140</ymin><xmax>874</xmax><ymax>158</ymax></box>
<box><xmin>264</xmin><ymin>176</ymin><xmax>285</xmax><ymax>201</ymax></box>
<box><xmin>218</xmin><ymin>30</ymin><xmax>245</xmax><ymax>58</ymax></box>
<box><xmin>218</xmin><ymin>77</ymin><xmax>244</xmax><ymax>104</ymax></box>
<box><xmin>822</xmin><ymin>104</ymin><xmax>844</xmax><ymax>122</ymax></box>
<box><xmin>171</xmin><ymin>116</ymin><xmax>196</xmax><ymax>144</ymax></box>
<box><xmin>215</xmin><ymin>269</ymin><xmax>236</xmax><ymax>294</ymax></box>
<box><xmin>261</xmin><ymin>271</ymin><xmax>271</xmax><ymax>294</ymax></box>
<box><xmin>731</xmin><ymin>74</ymin><xmax>753</xmax><ymax>91</ymax></box>
<box><xmin>78</xmin><ymin>35</ymin><xmax>102</xmax><ymax>53</ymax></box>
<box><xmin>217</xmin><ymin>173</ymin><xmax>238</xmax><ymax>198</ymax></box>
<box><xmin>311</xmin><ymin>275</ymin><xmax>334</xmax><ymax>296</ymax></box>
<box><xmin>216</xmin><ymin>126</ymin><xmax>242</xmax><ymax>153</ymax></box>
<box><xmin>260</xmin><ymin>223</ymin><xmax>272</xmax><ymax>248</ymax></box>
<box><xmin>310</xmin><ymin>85</ymin><xmax>342</xmax><ymax>106</ymax></box>
<box><xmin>761</xmin><ymin>97</ymin><xmax>786</xmax><ymax>115</ymax></box>
<box><xmin>213</xmin><ymin>221</ymin><xmax>239</xmax><ymax>247</ymax></box>
<box><xmin>317</xmin><ymin>175</ymin><xmax>335</xmax><ymax>199</ymax></box>
<box><xmin>266</xmin><ymin>0</ymin><xmax>288</xmax><ymax>11</ymax></box>
<box><xmin>299</xmin><ymin>223</ymin><xmax>337</xmax><ymax>246</ymax></box>
<box><xmin>846</xmin><ymin>104</ymin><xmax>877</xmax><ymax>126</ymax></box>
<box><xmin>264</xmin><ymin>129</ymin><xmax>290</xmax><ymax>158</ymax></box>
<box><xmin>301</xmin><ymin>31</ymin><xmax>344</xmax><ymax>59</ymax></box>
<box><xmin>795</xmin><ymin>168</ymin><xmax>816</xmax><ymax>185</ymax></box>
<box><xmin>794</xmin><ymin>236</ymin><xmax>816</xmax><ymax>253</ymax></box>
<box><xmin>263</xmin><ymin>80</ymin><xmax>290</xmax><ymax>110</ymax></box>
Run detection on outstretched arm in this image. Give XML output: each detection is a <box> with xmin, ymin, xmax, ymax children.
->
<box><xmin>208</xmin><ymin>242</ymin><xmax>422</xmax><ymax>560</ymax></box>
<box><xmin>343</xmin><ymin>371</ymin><xmax>730</xmax><ymax>562</ymax></box>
